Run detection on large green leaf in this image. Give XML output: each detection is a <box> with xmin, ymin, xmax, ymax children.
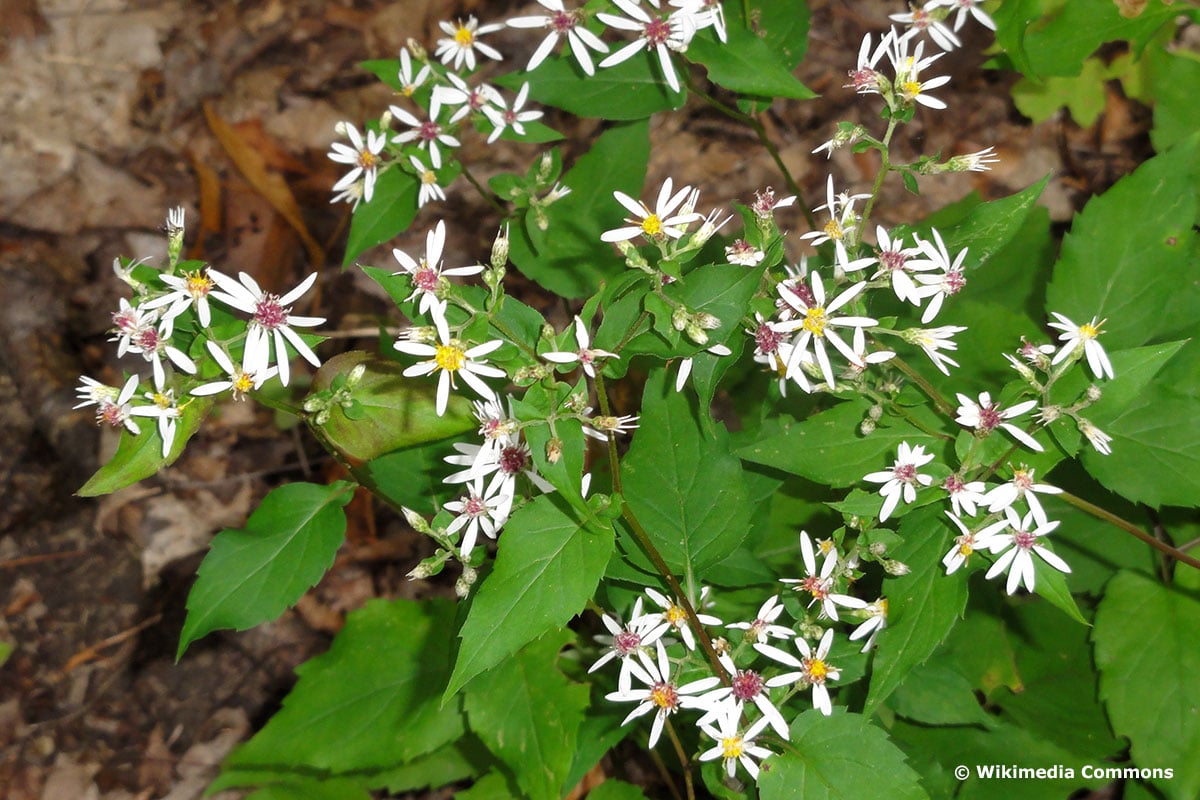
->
<box><xmin>245</xmin><ymin>779</ymin><xmax>370</xmax><ymax>800</ymax></box>
<box><xmin>463</xmin><ymin>630</ymin><xmax>589</xmax><ymax>800</ymax></box>
<box><xmin>864</xmin><ymin>506</ymin><xmax>968</xmax><ymax>714</ymax></box>
<box><xmin>178</xmin><ymin>481</ymin><xmax>354</xmax><ymax>658</ymax></box>
<box><xmin>757</xmin><ymin>711</ymin><xmax>927</xmax><ymax>800</ymax></box>
<box><xmin>343</xmin><ymin>168</ymin><xmax>419</xmax><ymax>266</ymax></box>
<box><xmin>310</xmin><ymin>351</ymin><xmax>476</xmax><ymax>462</ymax></box>
<box><xmin>621</xmin><ymin>370</ymin><xmax>751</xmax><ymax>575</ymax></box>
<box><xmin>1150</xmin><ymin>49</ymin><xmax>1200</xmax><ymax>152</ymax></box>
<box><xmin>445</xmin><ymin>496</ymin><xmax>614</xmax><ymax>698</ymax></box>
<box><xmin>1023</xmin><ymin>0</ymin><xmax>1182</xmax><ymax>77</ymax></box>
<box><xmin>221</xmin><ymin>599</ymin><xmax>466</xmax><ymax>780</ymax></box>
<box><xmin>1044</xmin><ymin>138</ymin><xmax>1200</xmax><ymax>349</ymax></box>
<box><xmin>78</xmin><ymin>396</ymin><xmax>213</xmax><ymax>496</ymax></box>
<box><xmin>737</xmin><ymin>399</ymin><xmax>943</xmax><ymax>489</ymax></box>
<box><xmin>931</xmin><ymin>176</ymin><xmax>1050</xmax><ymax>271</ymax></box>
<box><xmin>729</xmin><ymin>0</ymin><xmax>812</xmax><ymax>71</ymax></box>
<box><xmin>499</xmin><ymin>50</ymin><xmax>686</xmax><ymax>120</ymax></box>
<box><xmin>1094</xmin><ymin>570</ymin><xmax>1200</xmax><ymax>800</ymax></box>
<box><xmin>506</xmin><ymin>120</ymin><xmax>650</xmax><ymax>298</ymax></box>
<box><xmin>687</xmin><ymin>25</ymin><xmax>815</xmax><ymax>100</ymax></box>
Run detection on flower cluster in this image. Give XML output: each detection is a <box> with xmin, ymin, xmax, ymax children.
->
<box><xmin>77</xmin><ymin>210</ymin><xmax>323</xmax><ymax>457</ymax></box>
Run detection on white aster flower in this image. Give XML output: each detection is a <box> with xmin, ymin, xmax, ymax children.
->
<box><xmin>903</xmin><ymin>324</ymin><xmax>965</xmax><ymax>375</ymax></box>
<box><xmin>393</xmin><ymin>312</ymin><xmax>505</xmax><ymax>416</ymax></box>
<box><xmin>848</xmin><ymin>598</ymin><xmax>888</xmax><ymax>653</ymax></box>
<box><xmin>482</xmin><ymin>82</ymin><xmax>544</xmax><ymax>143</ymax></box>
<box><xmin>864</xmin><ymin>441</ymin><xmax>936</xmax><ymax>522</ymax></box>
<box><xmin>725</xmin><ymin>239</ymin><xmax>765</xmax><ymax>266</ymax></box>
<box><xmin>605</xmin><ymin>639</ymin><xmax>720</xmax><ymax>748</ymax></box>
<box><xmin>983</xmin><ymin>507</ymin><xmax>1071</xmax><ymax>595</ymax></box>
<box><xmin>409</xmin><ymin>154</ymin><xmax>447</xmax><ymax>208</ymax></box>
<box><xmin>750</xmin><ymin>186</ymin><xmax>796</xmax><ymax>219</ymax></box>
<box><xmin>109</xmin><ymin>298</ymin><xmax>158</xmax><ymax>358</ymax></box>
<box><xmin>633</xmin><ymin>587</ymin><xmax>722</xmax><ymax>652</ymax></box>
<box><xmin>601</xmin><ymin>177</ymin><xmax>700</xmax><ymax>243</ymax></box>
<box><xmin>910</xmin><ymin>228</ymin><xmax>968</xmax><ymax>322</ymax></box>
<box><xmin>1079</xmin><ymin>418</ymin><xmax>1113</xmax><ymax>456</ymax></box>
<box><xmin>122</xmin><ymin>316</ymin><xmax>198</xmax><ymax>390</ymax></box>
<box><xmin>845</xmin><ymin>31</ymin><xmax>892</xmax><ymax>94</ymax></box>
<box><xmin>208</xmin><ymin>269</ymin><xmax>323</xmax><ymax>387</ymax></box>
<box><xmin>872</xmin><ymin>225</ymin><xmax>929</xmax><ymax>303</ymax></box>
<box><xmin>91</xmin><ymin>374</ymin><xmax>142</xmax><ymax>435</ymax></box>
<box><xmin>542</xmin><ymin>316</ymin><xmax>618</xmax><ymax>378</ymax></box>
<box><xmin>445</xmin><ymin>476</ymin><xmax>512</xmax><ymax>559</ymax></box>
<box><xmin>75</xmin><ymin>376</ymin><xmax>120</xmax><ymax>410</ymax></box>
<box><xmin>585</xmin><ymin>413</ymin><xmax>640</xmax><ymax>441</ymax></box>
<box><xmin>590</xmin><ymin>598</ymin><xmax>670</xmax><ymax>693</ymax></box>
<box><xmin>949</xmin><ymin>146</ymin><xmax>1001</xmax><ymax>172</ymax></box>
<box><xmin>141</xmin><ymin>266</ymin><xmax>217</xmax><ymax>329</ymax></box>
<box><xmin>942</xmin><ymin>473</ymin><xmax>987</xmax><ymax>517</ymax></box>
<box><xmin>697</xmin><ymin>653</ymin><xmax>790</xmax><ymax>738</ymax></box>
<box><xmin>891</xmin><ymin>4</ymin><xmax>961</xmax><ymax>52</ymax></box>
<box><xmin>983</xmin><ymin>466</ymin><xmax>1062</xmax><ymax>526</ymax></box>
<box><xmin>774</xmin><ymin>271</ymin><xmax>878</xmax><ymax>389</ymax></box>
<box><xmin>190</xmin><ymin>340</ymin><xmax>279</xmax><ymax>400</ymax></box>
<box><xmin>754</xmin><ymin>628</ymin><xmax>840</xmax><ymax>716</ymax></box>
<box><xmin>392</xmin><ymin>221</ymin><xmax>483</xmax><ymax>317</ymax></box>
<box><xmin>799</xmin><ymin>175</ymin><xmax>866</xmax><ymax>266</ymax></box>
<box><xmin>396</xmin><ymin>48</ymin><xmax>432</xmax><ymax>97</ymax></box>
<box><xmin>435</xmin><ymin>16</ymin><xmax>504</xmax><ymax>71</ymax></box>
<box><xmin>432</xmin><ymin>72</ymin><xmax>502</xmax><ymax>125</ymax></box>
<box><xmin>726</xmin><ymin>596</ymin><xmax>795</xmax><ymax>644</ymax></box>
<box><xmin>670</xmin><ymin>0</ymin><xmax>727</xmax><ymax>41</ymax></box>
<box><xmin>597</xmin><ymin>0</ymin><xmax>693</xmax><ymax>93</ymax></box>
<box><xmin>697</xmin><ymin>703</ymin><xmax>774</xmax><ymax>780</ymax></box>
<box><xmin>388</xmin><ymin>104</ymin><xmax>461</xmax><ymax>170</ymax></box>
<box><xmin>327</xmin><ymin>122</ymin><xmax>386</xmax><ymax>204</ymax></box>
<box><xmin>1047</xmin><ymin>312</ymin><xmax>1113</xmax><ymax>380</ymax></box>
<box><xmin>928</xmin><ymin>0</ymin><xmax>996</xmax><ymax>32</ymax></box>
<box><xmin>779</xmin><ymin>532</ymin><xmax>865</xmax><ymax>621</ymax></box>
<box><xmin>955</xmin><ymin>391</ymin><xmax>1044</xmax><ymax>452</ymax></box>
<box><xmin>885</xmin><ymin>31</ymin><xmax>951</xmax><ymax>108</ymax></box>
<box><xmin>941</xmin><ymin>511</ymin><xmax>1008</xmax><ymax>575</ymax></box>
<box><xmin>507</xmin><ymin>0</ymin><xmax>609</xmax><ymax>75</ymax></box>
<box><xmin>129</xmin><ymin>387</ymin><xmax>184</xmax><ymax>457</ymax></box>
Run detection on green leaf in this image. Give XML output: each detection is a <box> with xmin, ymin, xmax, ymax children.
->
<box><xmin>757</xmin><ymin>711</ymin><xmax>927</xmax><ymax>800</ymax></box>
<box><xmin>992</xmin><ymin>0</ymin><xmax>1039</xmax><ymax>76</ymax></box>
<box><xmin>78</xmin><ymin>397</ymin><xmax>213</xmax><ymax>496</ymax></box>
<box><xmin>222</xmin><ymin>599</ymin><xmax>466</xmax><ymax>776</ymax></box>
<box><xmin>888</xmin><ymin>662</ymin><xmax>993</xmax><ymax>727</ymax></box>
<box><xmin>585</xmin><ymin>780</ymin><xmax>649</xmax><ymax>800</ymax></box>
<box><xmin>621</xmin><ymin>370</ymin><xmax>751</xmax><ymax>575</ymax></box>
<box><xmin>445</xmin><ymin>496</ymin><xmax>614</xmax><ymax>699</ymax></box>
<box><xmin>1012</xmin><ymin>59</ymin><xmax>1110</xmax><ymax>125</ymax></box>
<box><xmin>737</xmin><ymin>399</ymin><xmax>942</xmax><ymax>489</ymax></box>
<box><xmin>343</xmin><ymin>168</ymin><xmax>420</xmax><ymax>266</ymax></box>
<box><xmin>310</xmin><ymin>351</ymin><xmax>476</xmax><ymax>462</ymax></box>
<box><xmin>463</xmin><ymin>630</ymin><xmax>589</xmax><ymax>800</ymax></box>
<box><xmin>506</xmin><ymin>120</ymin><xmax>650</xmax><ymax>298</ymax></box>
<box><xmin>1023</xmin><ymin>0</ymin><xmax>1181</xmax><ymax>77</ymax></box>
<box><xmin>729</xmin><ymin>0</ymin><xmax>812</xmax><ymax>71</ymax></box>
<box><xmin>687</xmin><ymin>26</ymin><xmax>815</xmax><ymax>100</ymax></box>
<box><xmin>178</xmin><ymin>481</ymin><xmax>354</xmax><ymax>658</ymax></box>
<box><xmin>0</xmin><ymin>640</ymin><xmax>11</xmax><ymax>667</ymax></box>
<box><xmin>931</xmin><ymin>176</ymin><xmax>1050</xmax><ymax>271</ymax></box>
<box><xmin>363</xmin><ymin>437</ymin><xmax>465</xmax><ymax>515</ymax></box>
<box><xmin>455</xmin><ymin>773</ymin><xmax>520</xmax><ymax>799</ymax></box>
<box><xmin>1094</xmin><ymin>571</ymin><xmax>1200</xmax><ymax>800</ymax></box>
<box><xmin>245</xmin><ymin>778</ymin><xmax>371</xmax><ymax>800</ymax></box>
<box><xmin>1045</xmin><ymin>136</ymin><xmax>1200</xmax><ymax>349</ymax></box>
<box><xmin>1150</xmin><ymin>49</ymin><xmax>1200</xmax><ymax>151</ymax></box>
<box><xmin>499</xmin><ymin>50</ymin><xmax>686</xmax><ymax>120</ymax></box>
<box><xmin>864</xmin><ymin>507</ymin><xmax>969</xmax><ymax>714</ymax></box>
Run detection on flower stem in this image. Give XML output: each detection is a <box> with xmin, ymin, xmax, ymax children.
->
<box><xmin>888</xmin><ymin>354</ymin><xmax>954</xmax><ymax>416</ymax></box>
<box><xmin>858</xmin><ymin>116</ymin><xmax>900</xmax><ymax>237</ymax></box>
<box><xmin>665</xmin><ymin>719</ymin><xmax>696</xmax><ymax>800</ymax></box>
<box><xmin>459</xmin><ymin>162</ymin><xmax>507</xmax><ymax>216</ymax></box>
<box><xmin>1057</xmin><ymin>490</ymin><xmax>1200</xmax><ymax>571</ymax></box>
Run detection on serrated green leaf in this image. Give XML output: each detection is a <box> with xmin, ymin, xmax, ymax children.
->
<box><xmin>687</xmin><ymin>25</ymin><xmax>815</xmax><ymax>100</ymax></box>
<box><xmin>888</xmin><ymin>662</ymin><xmax>993</xmax><ymax>727</ymax></box>
<box><xmin>1012</xmin><ymin>59</ymin><xmax>1109</xmax><ymax>125</ymax></box>
<box><xmin>1045</xmin><ymin>138</ymin><xmax>1200</xmax><ymax>349</ymax></box>
<box><xmin>992</xmin><ymin>0</ymin><xmax>1039</xmax><ymax>77</ymax></box>
<box><xmin>309</xmin><ymin>351</ymin><xmax>476</xmax><ymax>461</ymax></box>
<box><xmin>1023</xmin><ymin>0</ymin><xmax>1181</xmax><ymax>77</ymax></box>
<box><xmin>343</xmin><ymin>168</ymin><xmax>420</xmax><ymax>266</ymax></box>
<box><xmin>1094</xmin><ymin>571</ymin><xmax>1200</xmax><ymax>800</ymax></box>
<box><xmin>499</xmin><ymin>50</ymin><xmax>685</xmax><ymax>120</ymax></box>
<box><xmin>445</xmin><ymin>496</ymin><xmax>614</xmax><ymax>699</ymax></box>
<box><xmin>621</xmin><ymin>370</ymin><xmax>750</xmax><ymax>575</ymax></box>
<box><xmin>931</xmin><ymin>176</ymin><xmax>1049</xmax><ymax>271</ymax></box>
<box><xmin>177</xmin><ymin>481</ymin><xmax>353</xmax><ymax>657</ymax></box>
<box><xmin>864</xmin><ymin>506</ymin><xmax>968</xmax><ymax>714</ymax></box>
<box><xmin>728</xmin><ymin>0</ymin><xmax>812</xmax><ymax>71</ymax></box>
<box><xmin>78</xmin><ymin>396</ymin><xmax>213</xmax><ymax>496</ymax></box>
<box><xmin>363</xmin><ymin>436</ymin><xmax>467</xmax><ymax>515</ymax></box>
<box><xmin>464</xmin><ymin>630</ymin><xmax>589</xmax><ymax>800</ymax></box>
<box><xmin>737</xmin><ymin>399</ymin><xmax>943</xmax><ymax>488</ymax></box>
<box><xmin>757</xmin><ymin>711</ymin><xmax>927</xmax><ymax>800</ymax></box>
<box><xmin>506</xmin><ymin>120</ymin><xmax>649</xmax><ymax>298</ymax></box>
<box><xmin>1150</xmin><ymin>49</ymin><xmax>1200</xmax><ymax>151</ymax></box>
<box><xmin>222</xmin><ymin>599</ymin><xmax>466</xmax><ymax>776</ymax></box>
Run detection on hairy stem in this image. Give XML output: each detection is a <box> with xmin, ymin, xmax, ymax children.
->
<box><xmin>1058</xmin><ymin>491</ymin><xmax>1200</xmax><ymax>571</ymax></box>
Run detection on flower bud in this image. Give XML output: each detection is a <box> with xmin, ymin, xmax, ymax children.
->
<box><xmin>406</xmin><ymin>37</ymin><xmax>426</xmax><ymax>60</ymax></box>
<box><xmin>695</xmin><ymin>312</ymin><xmax>720</xmax><ymax>330</ymax></box>
<box><xmin>407</xmin><ymin>563</ymin><xmax>433</xmax><ymax>580</ymax></box>
<box><xmin>536</xmin><ymin>151</ymin><xmax>554</xmax><ymax>183</ymax></box>
<box><xmin>883</xmin><ymin>559</ymin><xmax>911</xmax><ymax>576</ymax></box>
<box><xmin>346</xmin><ymin>363</ymin><xmax>367</xmax><ymax>389</ymax></box>
<box><xmin>491</xmin><ymin>224</ymin><xmax>510</xmax><ymax>269</ymax></box>
<box><xmin>303</xmin><ymin>395</ymin><xmax>328</xmax><ymax>413</ymax></box>
<box><xmin>166</xmin><ymin>207</ymin><xmax>185</xmax><ymax>269</ymax></box>
<box><xmin>545</xmin><ymin>437</ymin><xmax>563</xmax><ymax>464</ymax></box>
<box><xmin>712</xmin><ymin>636</ymin><xmax>731</xmax><ymax>655</ymax></box>
<box><xmin>860</xmin><ymin>418</ymin><xmax>876</xmax><ymax>435</ymax></box>
<box><xmin>1085</xmin><ymin>384</ymin><xmax>1102</xmax><ymax>403</ymax></box>
<box><xmin>672</xmin><ymin>306</ymin><xmax>691</xmax><ymax>332</ymax></box>
<box><xmin>684</xmin><ymin>321</ymin><xmax>709</xmax><ymax>346</ymax></box>
<box><xmin>315</xmin><ymin>409</ymin><xmax>331</xmax><ymax>426</ymax></box>
<box><xmin>867</xmin><ymin>404</ymin><xmax>883</xmax><ymax>421</ymax></box>
<box><xmin>402</xmin><ymin>506</ymin><xmax>432</xmax><ymax>534</ymax></box>
<box><xmin>869</xmin><ymin>541</ymin><xmax>888</xmax><ymax>557</ymax></box>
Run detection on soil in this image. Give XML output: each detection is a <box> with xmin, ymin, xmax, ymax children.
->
<box><xmin>0</xmin><ymin>1</ymin><xmax>1162</xmax><ymax>798</ymax></box>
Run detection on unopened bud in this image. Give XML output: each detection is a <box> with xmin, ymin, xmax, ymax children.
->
<box><xmin>406</xmin><ymin>37</ymin><xmax>426</xmax><ymax>60</ymax></box>
<box><xmin>711</xmin><ymin>636</ymin><xmax>731</xmax><ymax>655</ymax></box>
<box><xmin>883</xmin><ymin>559</ymin><xmax>911</xmax><ymax>576</ymax></box>
<box><xmin>346</xmin><ymin>363</ymin><xmax>367</xmax><ymax>389</ymax></box>
<box><xmin>695</xmin><ymin>312</ymin><xmax>720</xmax><ymax>330</ymax></box>
<box><xmin>303</xmin><ymin>395</ymin><xmax>328</xmax><ymax>413</ymax></box>
<box><xmin>869</xmin><ymin>541</ymin><xmax>888</xmax><ymax>557</ymax></box>
<box><xmin>454</xmin><ymin>577</ymin><xmax>472</xmax><ymax>598</ymax></box>
<box><xmin>315</xmin><ymin>409</ymin><xmax>331</xmax><ymax>426</ymax></box>
<box><xmin>483</xmin><ymin>265</ymin><xmax>505</xmax><ymax>290</ymax></box>
<box><xmin>684</xmin><ymin>321</ymin><xmax>709</xmax><ymax>345</ymax></box>
<box><xmin>165</xmin><ymin>207</ymin><xmax>185</xmax><ymax>269</ymax></box>
<box><xmin>799</xmin><ymin>620</ymin><xmax>825</xmax><ymax>640</ymax></box>
<box><xmin>868</xmin><ymin>404</ymin><xmax>883</xmax><ymax>421</ymax></box>
<box><xmin>545</xmin><ymin>437</ymin><xmax>563</xmax><ymax>464</ymax></box>
<box><xmin>379</xmin><ymin>108</ymin><xmax>393</xmax><ymax>128</ymax></box>
<box><xmin>491</xmin><ymin>224</ymin><xmax>510</xmax><ymax>268</ymax></box>
<box><xmin>334</xmin><ymin>120</ymin><xmax>349</xmax><ymax>137</ymax></box>
<box><xmin>407</xmin><ymin>563</ymin><xmax>433</xmax><ymax>580</ymax></box>
<box><xmin>1085</xmin><ymin>384</ymin><xmax>1102</xmax><ymax>403</ymax></box>
<box><xmin>565</xmin><ymin>392</ymin><xmax>588</xmax><ymax>413</ymax></box>
<box><xmin>402</xmin><ymin>506</ymin><xmax>432</xmax><ymax>534</ymax></box>
<box><xmin>860</xmin><ymin>418</ymin><xmax>876</xmax><ymax>435</ymax></box>
<box><xmin>514</xmin><ymin>364</ymin><xmax>549</xmax><ymax>384</ymax></box>
<box><xmin>537</xmin><ymin>151</ymin><xmax>554</xmax><ymax>183</ymax></box>
<box><xmin>672</xmin><ymin>306</ymin><xmax>691</xmax><ymax>332</ymax></box>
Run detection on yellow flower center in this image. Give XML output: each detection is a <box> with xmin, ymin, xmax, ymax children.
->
<box><xmin>233</xmin><ymin>371</ymin><xmax>255</xmax><ymax>395</ymax></box>
<box><xmin>358</xmin><ymin>150</ymin><xmax>378</xmax><ymax>169</ymax></box>
<box><xmin>665</xmin><ymin>603</ymin><xmax>686</xmax><ymax>627</ymax></box>
<box><xmin>435</xmin><ymin>343</ymin><xmax>467</xmax><ymax>372</ymax></box>
<box><xmin>822</xmin><ymin>219</ymin><xmax>844</xmax><ymax>240</ymax></box>
<box><xmin>958</xmin><ymin>542</ymin><xmax>974</xmax><ymax>557</ymax></box>
<box><xmin>806</xmin><ymin>657</ymin><xmax>829</xmax><ymax>682</ymax></box>
<box><xmin>641</xmin><ymin>213</ymin><xmax>663</xmax><ymax>236</ymax></box>
<box><xmin>818</xmin><ymin>539</ymin><xmax>835</xmax><ymax>554</ymax></box>
<box><xmin>152</xmin><ymin>392</ymin><xmax>172</xmax><ymax>409</ymax></box>
<box><xmin>650</xmin><ymin>684</ymin><xmax>677</xmax><ymax>710</ymax></box>
<box><xmin>421</xmin><ymin>169</ymin><xmax>438</xmax><ymax>185</ymax></box>
<box><xmin>1080</xmin><ymin>322</ymin><xmax>1100</xmax><ymax>339</ymax></box>
<box><xmin>721</xmin><ymin>736</ymin><xmax>745</xmax><ymax>760</ymax></box>
<box><xmin>402</xmin><ymin>85</ymin><xmax>416</xmax><ymax>97</ymax></box>
<box><xmin>185</xmin><ymin>271</ymin><xmax>213</xmax><ymax>298</ymax></box>
<box><xmin>803</xmin><ymin>307</ymin><xmax>828</xmax><ymax>336</ymax></box>
<box><xmin>901</xmin><ymin>80</ymin><xmax>921</xmax><ymax>98</ymax></box>
<box><xmin>454</xmin><ymin>26</ymin><xmax>475</xmax><ymax>46</ymax></box>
